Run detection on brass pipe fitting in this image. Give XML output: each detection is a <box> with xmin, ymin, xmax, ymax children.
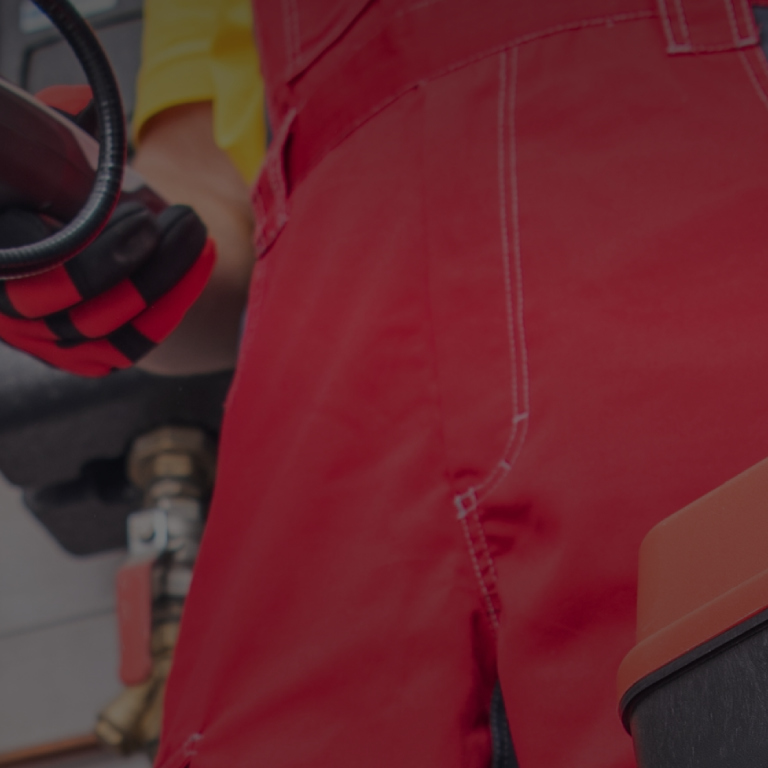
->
<box><xmin>95</xmin><ymin>427</ymin><xmax>215</xmax><ymax>757</ymax></box>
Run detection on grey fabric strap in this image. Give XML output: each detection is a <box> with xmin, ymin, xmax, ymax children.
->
<box><xmin>755</xmin><ymin>5</ymin><xmax>768</xmax><ymax>60</ymax></box>
<box><xmin>490</xmin><ymin>683</ymin><xmax>519</xmax><ymax>768</ymax></box>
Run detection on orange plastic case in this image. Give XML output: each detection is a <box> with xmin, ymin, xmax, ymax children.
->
<box><xmin>619</xmin><ymin>453</ymin><xmax>768</xmax><ymax>765</ymax></box>
<box><xmin>619</xmin><ymin>454</ymin><xmax>768</xmax><ymax>709</ymax></box>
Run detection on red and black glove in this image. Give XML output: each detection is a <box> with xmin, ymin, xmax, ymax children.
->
<box><xmin>0</xmin><ymin>202</ymin><xmax>215</xmax><ymax>376</ymax></box>
<box><xmin>0</xmin><ymin>86</ymin><xmax>215</xmax><ymax>377</ymax></box>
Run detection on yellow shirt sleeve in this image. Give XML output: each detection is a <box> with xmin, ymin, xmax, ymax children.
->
<box><xmin>133</xmin><ymin>0</ymin><xmax>267</xmax><ymax>184</ymax></box>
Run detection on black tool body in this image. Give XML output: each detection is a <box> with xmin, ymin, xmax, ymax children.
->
<box><xmin>0</xmin><ymin>76</ymin><xmax>164</xmax><ymax>223</ymax></box>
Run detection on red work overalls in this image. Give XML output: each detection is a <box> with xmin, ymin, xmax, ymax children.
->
<box><xmin>155</xmin><ymin>1</ymin><xmax>768</xmax><ymax>766</ymax></box>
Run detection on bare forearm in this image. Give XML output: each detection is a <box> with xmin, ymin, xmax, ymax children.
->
<box><xmin>133</xmin><ymin>102</ymin><xmax>255</xmax><ymax>375</ymax></box>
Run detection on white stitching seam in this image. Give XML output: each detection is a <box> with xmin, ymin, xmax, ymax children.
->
<box><xmin>740</xmin><ymin>0</ymin><xmax>760</xmax><ymax>43</ymax></box>
<box><xmin>301</xmin><ymin>11</ymin><xmax>655</xmax><ymax>206</ymax></box>
<box><xmin>724</xmin><ymin>0</ymin><xmax>741</xmax><ymax>46</ymax></box>
<box><xmin>729</xmin><ymin>0</ymin><xmax>758</xmax><ymax>44</ymax></box>
<box><xmin>723</xmin><ymin>0</ymin><xmax>754</xmax><ymax>46</ymax></box>
<box><xmin>461</xmin><ymin>515</ymin><xmax>499</xmax><ymax>630</ymax></box>
<box><xmin>183</xmin><ymin>734</ymin><xmax>203</xmax><ymax>757</ymax></box>
<box><xmin>474</xmin><ymin>506</ymin><xmax>500</xmax><ymax>587</ymax></box>
<box><xmin>656</xmin><ymin>0</ymin><xmax>682</xmax><ymax>51</ymax></box>
<box><xmin>672</xmin><ymin>0</ymin><xmax>692</xmax><ymax>46</ymax></box>
<box><xmin>656</xmin><ymin>0</ymin><xmax>693</xmax><ymax>51</ymax></box>
<box><xmin>659</xmin><ymin>0</ymin><xmax>757</xmax><ymax>51</ymax></box>
<box><xmin>453</xmin><ymin>46</ymin><xmax>530</xmax><ymax>523</ymax></box>
<box><xmin>290</xmin><ymin>0</ymin><xmax>381</xmax><ymax>79</ymax></box>
<box><xmin>454</xmin><ymin>50</ymin><xmax>509</xmax><ymax>520</ymax></box>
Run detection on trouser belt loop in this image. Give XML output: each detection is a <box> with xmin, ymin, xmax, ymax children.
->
<box><xmin>657</xmin><ymin>0</ymin><xmax>758</xmax><ymax>53</ymax></box>
<box><xmin>253</xmin><ymin>109</ymin><xmax>296</xmax><ymax>258</ymax></box>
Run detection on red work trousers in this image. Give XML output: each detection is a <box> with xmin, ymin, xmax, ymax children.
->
<box><xmin>155</xmin><ymin>0</ymin><xmax>768</xmax><ymax>766</ymax></box>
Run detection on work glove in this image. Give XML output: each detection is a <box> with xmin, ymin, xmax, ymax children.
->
<box><xmin>0</xmin><ymin>86</ymin><xmax>216</xmax><ymax>376</ymax></box>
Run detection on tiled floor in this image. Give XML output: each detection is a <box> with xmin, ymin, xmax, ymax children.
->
<box><xmin>0</xmin><ymin>478</ymin><xmax>150</xmax><ymax>767</ymax></box>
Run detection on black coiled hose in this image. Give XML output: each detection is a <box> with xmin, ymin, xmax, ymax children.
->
<box><xmin>0</xmin><ymin>0</ymin><xmax>126</xmax><ymax>278</ymax></box>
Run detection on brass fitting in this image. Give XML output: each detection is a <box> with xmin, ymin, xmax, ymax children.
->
<box><xmin>95</xmin><ymin>427</ymin><xmax>216</xmax><ymax>757</ymax></box>
<box><xmin>127</xmin><ymin>426</ymin><xmax>216</xmax><ymax>504</ymax></box>
<box><xmin>94</xmin><ymin>623</ymin><xmax>177</xmax><ymax>756</ymax></box>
